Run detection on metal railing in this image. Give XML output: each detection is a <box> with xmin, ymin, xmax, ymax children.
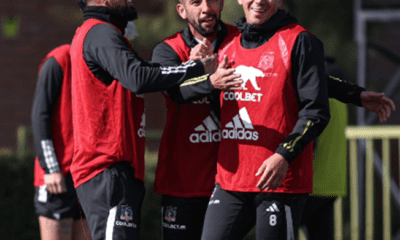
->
<box><xmin>345</xmin><ymin>125</ymin><xmax>400</xmax><ymax>240</ymax></box>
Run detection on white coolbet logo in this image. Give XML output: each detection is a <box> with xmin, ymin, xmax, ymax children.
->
<box><xmin>137</xmin><ymin>113</ymin><xmax>146</xmax><ymax>138</ymax></box>
<box><xmin>189</xmin><ymin>111</ymin><xmax>221</xmax><ymax>143</ymax></box>
<box><xmin>222</xmin><ymin>107</ymin><xmax>259</xmax><ymax>141</ymax></box>
<box><xmin>192</xmin><ymin>97</ymin><xmax>210</xmax><ymax>104</ymax></box>
<box><xmin>234</xmin><ymin>65</ymin><xmax>265</xmax><ymax>91</ymax></box>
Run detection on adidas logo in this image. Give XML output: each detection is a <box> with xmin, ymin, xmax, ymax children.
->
<box><xmin>222</xmin><ymin>107</ymin><xmax>259</xmax><ymax>141</ymax></box>
<box><xmin>189</xmin><ymin>111</ymin><xmax>221</xmax><ymax>143</ymax></box>
<box><xmin>266</xmin><ymin>203</ymin><xmax>280</xmax><ymax>212</ymax></box>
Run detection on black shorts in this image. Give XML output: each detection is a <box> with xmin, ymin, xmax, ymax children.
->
<box><xmin>201</xmin><ymin>184</ymin><xmax>308</xmax><ymax>240</ymax></box>
<box><xmin>34</xmin><ymin>173</ymin><xmax>83</xmax><ymax>220</ymax></box>
<box><xmin>161</xmin><ymin>195</ymin><xmax>210</xmax><ymax>240</ymax></box>
<box><xmin>76</xmin><ymin>162</ymin><xmax>145</xmax><ymax>240</ymax></box>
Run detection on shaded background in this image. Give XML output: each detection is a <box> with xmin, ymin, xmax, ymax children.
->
<box><xmin>0</xmin><ymin>0</ymin><xmax>400</xmax><ymax>239</ymax></box>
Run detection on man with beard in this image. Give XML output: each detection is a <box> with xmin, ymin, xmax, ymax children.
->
<box><xmin>70</xmin><ymin>0</ymin><xmax>240</xmax><ymax>239</ymax></box>
<box><xmin>152</xmin><ymin>1</ymin><xmax>395</xmax><ymax>240</ymax></box>
<box><xmin>151</xmin><ymin>1</ymin><xmax>241</xmax><ymax>239</ymax></box>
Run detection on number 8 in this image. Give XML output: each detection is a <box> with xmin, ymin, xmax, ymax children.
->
<box><xmin>269</xmin><ymin>214</ymin><xmax>277</xmax><ymax>226</ymax></box>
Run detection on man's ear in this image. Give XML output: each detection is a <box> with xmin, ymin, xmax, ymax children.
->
<box><xmin>220</xmin><ymin>0</ymin><xmax>224</xmax><ymax>12</ymax></box>
<box><xmin>177</xmin><ymin>3</ymin><xmax>187</xmax><ymax>20</ymax></box>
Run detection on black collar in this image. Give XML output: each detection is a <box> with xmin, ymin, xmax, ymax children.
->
<box><xmin>236</xmin><ymin>9</ymin><xmax>298</xmax><ymax>49</ymax></box>
<box><xmin>83</xmin><ymin>6</ymin><xmax>128</xmax><ymax>34</ymax></box>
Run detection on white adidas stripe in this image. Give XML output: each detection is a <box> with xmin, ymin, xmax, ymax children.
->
<box><xmin>160</xmin><ymin>61</ymin><xmax>197</xmax><ymax>74</ymax></box>
<box><xmin>265</xmin><ymin>203</ymin><xmax>280</xmax><ymax>212</ymax></box>
<box><xmin>194</xmin><ymin>111</ymin><xmax>221</xmax><ymax>132</ymax></box>
<box><xmin>225</xmin><ymin>107</ymin><xmax>254</xmax><ymax>129</ymax></box>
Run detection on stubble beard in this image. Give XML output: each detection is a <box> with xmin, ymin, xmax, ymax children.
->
<box><xmin>192</xmin><ymin>17</ymin><xmax>219</xmax><ymax>38</ymax></box>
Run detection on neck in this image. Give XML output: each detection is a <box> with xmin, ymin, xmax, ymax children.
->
<box><xmin>189</xmin><ymin>24</ymin><xmax>218</xmax><ymax>44</ymax></box>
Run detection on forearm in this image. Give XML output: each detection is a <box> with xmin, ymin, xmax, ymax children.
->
<box><xmin>165</xmin><ymin>75</ymin><xmax>215</xmax><ymax>104</ymax></box>
<box><xmin>32</xmin><ymin>58</ymin><xmax>62</xmax><ymax>173</ymax></box>
<box><xmin>327</xmin><ymin>75</ymin><xmax>366</xmax><ymax>107</ymax></box>
<box><xmin>152</xmin><ymin>41</ymin><xmax>214</xmax><ymax>103</ymax></box>
<box><xmin>279</xmin><ymin>32</ymin><xmax>331</xmax><ymax>164</ymax></box>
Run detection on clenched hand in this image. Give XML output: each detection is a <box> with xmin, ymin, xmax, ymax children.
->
<box><xmin>44</xmin><ymin>172</ymin><xmax>67</xmax><ymax>194</ymax></box>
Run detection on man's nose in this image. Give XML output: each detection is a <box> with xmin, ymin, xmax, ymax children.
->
<box><xmin>201</xmin><ymin>0</ymin><xmax>212</xmax><ymax>13</ymax></box>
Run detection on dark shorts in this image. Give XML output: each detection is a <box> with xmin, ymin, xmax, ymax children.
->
<box><xmin>201</xmin><ymin>184</ymin><xmax>308</xmax><ymax>240</ymax></box>
<box><xmin>76</xmin><ymin>162</ymin><xmax>145</xmax><ymax>240</ymax></box>
<box><xmin>300</xmin><ymin>196</ymin><xmax>336</xmax><ymax>240</ymax></box>
<box><xmin>161</xmin><ymin>195</ymin><xmax>210</xmax><ymax>240</ymax></box>
<box><xmin>34</xmin><ymin>173</ymin><xmax>83</xmax><ymax>220</ymax></box>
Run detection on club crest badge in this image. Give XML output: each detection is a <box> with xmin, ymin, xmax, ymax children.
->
<box><xmin>120</xmin><ymin>205</ymin><xmax>133</xmax><ymax>221</ymax></box>
<box><xmin>164</xmin><ymin>206</ymin><xmax>177</xmax><ymax>222</ymax></box>
<box><xmin>258</xmin><ymin>52</ymin><xmax>275</xmax><ymax>71</ymax></box>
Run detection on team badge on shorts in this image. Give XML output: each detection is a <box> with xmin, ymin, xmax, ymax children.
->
<box><xmin>164</xmin><ymin>206</ymin><xmax>177</xmax><ymax>222</ymax></box>
<box><xmin>120</xmin><ymin>205</ymin><xmax>133</xmax><ymax>221</ymax></box>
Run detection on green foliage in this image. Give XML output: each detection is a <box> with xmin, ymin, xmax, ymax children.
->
<box><xmin>221</xmin><ymin>2</ymin><xmax>245</xmax><ymax>25</ymax></box>
<box><xmin>1</xmin><ymin>16</ymin><xmax>21</xmax><ymax>39</ymax></box>
<box><xmin>0</xmin><ymin>153</ymin><xmax>39</xmax><ymax>240</ymax></box>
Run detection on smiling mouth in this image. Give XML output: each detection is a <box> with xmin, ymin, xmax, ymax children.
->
<box><xmin>251</xmin><ymin>7</ymin><xmax>266</xmax><ymax>13</ymax></box>
<box><xmin>201</xmin><ymin>16</ymin><xmax>216</xmax><ymax>24</ymax></box>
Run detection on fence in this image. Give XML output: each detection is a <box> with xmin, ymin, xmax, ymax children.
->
<box><xmin>345</xmin><ymin>125</ymin><xmax>400</xmax><ymax>240</ymax></box>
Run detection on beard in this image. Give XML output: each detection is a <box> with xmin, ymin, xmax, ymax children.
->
<box><xmin>191</xmin><ymin>15</ymin><xmax>219</xmax><ymax>38</ymax></box>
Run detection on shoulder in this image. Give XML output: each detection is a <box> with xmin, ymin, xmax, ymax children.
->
<box><xmin>153</xmin><ymin>41</ymin><xmax>175</xmax><ymax>55</ymax></box>
<box><xmin>86</xmin><ymin>23</ymin><xmax>126</xmax><ymax>47</ymax></box>
<box><xmin>163</xmin><ymin>31</ymin><xmax>188</xmax><ymax>51</ymax></box>
<box><xmin>293</xmin><ymin>30</ymin><xmax>324</xmax><ymax>52</ymax></box>
<box><xmin>41</xmin><ymin>57</ymin><xmax>61</xmax><ymax>73</ymax></box>
<box><xmin>151</xmin><ymin>41</ymin><xmax>180</xmax><ymax>65</ymax></box>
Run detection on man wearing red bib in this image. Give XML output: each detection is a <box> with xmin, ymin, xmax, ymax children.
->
<box><xmin>32</xmin><ymin>44</ymin><xmax>91</xmax><ymax>240</ymax></box>
<box><xmin>152</xmin><ymin>1</ymin><xmax>396</xmax><ymax>240</ymax></box>
<box><xmin>201</xmin><ymin>1</ymin><xmax>331</xmax><ymax>239</ymax></box>
<box><xmin>151</xmin><ymin>1</ymin><xmax>241</xmax><ymax>239</ymax></box>
<box><xmin>70</xmin><ymin>0</ymin><xmax>240</xmax><ymax>239</ymax></box>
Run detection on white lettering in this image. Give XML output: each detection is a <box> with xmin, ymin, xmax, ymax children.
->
<box><xmin>208</xmin><ymin>199</ymin><xmax>221</xmax><ymax>205</ymax></box>
<box><xmin>189</xmin><ymin>131</ymin><xmax>221</xmax><ymax>143</ymax></box>
<box><xmin>162</xmin><ymin>223</ymin><xmax>187</xmax><ymax>230</ymax></box>
<box><xmin>115</xmin><ymin>221</ymin><xmax>137</xmax><ymax>228</ymax></box>
<box><xmin>223</xmin><ymin>92</ymin><xmax>263</xmax><ymax>102</ymax></box>
<box><xmin>222</xmin><ymin>129</ymin><xmax>259</xmax><ymax>141</ymax></box>
<box><xmin>192</xmin><ymin>97</ymin><xmax>210</xmax><ymax>104</ymax></box>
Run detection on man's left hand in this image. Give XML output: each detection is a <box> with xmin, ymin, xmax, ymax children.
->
<box><xmin>360</xmin><ymin>91</ymin><xmax>396</xmax><ymax>123</ymax></box>
<box><xmin>255</xmin><ymin>153</ymin><xmax>288</xmax><ymax>191</ymax></box>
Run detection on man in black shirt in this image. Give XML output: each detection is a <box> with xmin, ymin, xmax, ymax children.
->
<box><xmin>71</xmin><ymin>0</ymin><xmax>240</xmax><ymax>239</ymax></box>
